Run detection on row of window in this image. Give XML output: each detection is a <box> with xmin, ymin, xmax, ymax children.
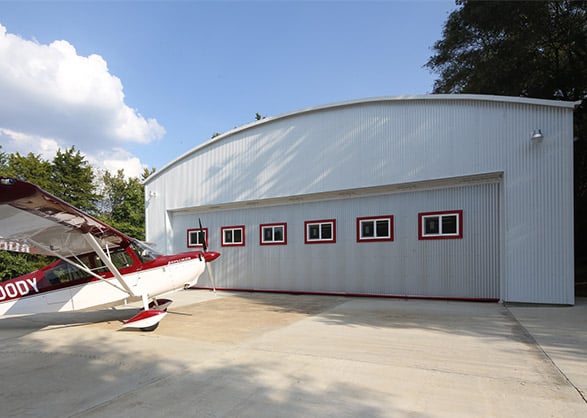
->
<box><xmin>188</xmin><ymin>210</ymin><xmax>463</xmax><ymax>248</ymax></box>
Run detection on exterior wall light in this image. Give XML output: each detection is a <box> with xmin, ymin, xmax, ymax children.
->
<box><xmin>531</xmin><ymin>129</ymin><xmax>544</xmax><ymax>142</ymax></box>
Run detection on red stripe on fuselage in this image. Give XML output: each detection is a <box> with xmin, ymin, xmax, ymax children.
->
<box><xmin>0</xmin><ymin>250</ymin><xmax>207</xmax><ymax>303</ymax></box>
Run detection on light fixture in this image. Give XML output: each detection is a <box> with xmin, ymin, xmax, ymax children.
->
<box><xmin>149</xmin><ymin>191</ymin><xmax>157</xmax><ymax>198</ymax></box>
<box><xmin>531</xmin><ymin>129</ymin><xmax>544</xmax><ymax>142</ymax></box>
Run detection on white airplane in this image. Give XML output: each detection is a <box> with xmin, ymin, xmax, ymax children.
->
<box><xmin>0</xmin><ymin>177</ymin><xmax>220</xmax><ymax>331</ymax></box>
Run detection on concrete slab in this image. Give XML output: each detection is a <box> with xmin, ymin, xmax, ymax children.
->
<box><xmin>507</xmin><ymin>298</ymin><xmax>587</xmax><ymax>403</ymax></box>
<box><xmin>0</xmin><ymin>291</ymin><xmax>585</xmax><ymax>417</ymax></box>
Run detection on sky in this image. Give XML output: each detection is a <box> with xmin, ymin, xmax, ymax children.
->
<box><xmin>0</xmin><ymin>0</ymin><xmax>457</xmax><ymax>178</ymax></box>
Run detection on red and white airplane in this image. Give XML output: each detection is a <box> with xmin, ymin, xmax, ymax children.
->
<box><xmin>0</xmin><ymin>177</ymin><xmax>220</xmax><ymax>331</ymax></box>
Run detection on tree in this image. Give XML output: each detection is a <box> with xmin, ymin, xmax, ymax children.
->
<box><xmin>0</xmin><ymin>251</ymin><xmax>50</xmax><ymax>281</ymax></box>
<box><xmin>426</xmin><ymin>0</ymin><xmax>587</xmax><ymax>283</ymax></box>
<box><xmin>0</xmin><ymin>152</ymin><xmax>53</xmax><ymax>191</ymax></box>
<box><xmin>426</xmin><ymin>1</ymin><xmax>587</xmax><ymax>100</ymax></box>
<box><xmin>100</xmin><ymin>169</ymin><xmax>146</xmax><ymax>240</ymax></box>
<box><xmin>0</xmin><ymin>146</ymin><xmax>7</xmax><ymax>173</ymax></box>
<box><xmin>141</xmin><ymin>167</ymin><xmax>156</xmax><ymax>181</ymax></box>
<box><xmin>51</xmin><ymin>147</ymin><xmax>101</xmax><ymax>214</ymax></box>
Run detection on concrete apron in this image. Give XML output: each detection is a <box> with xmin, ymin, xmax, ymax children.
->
<box><xmin>0</xmin><ymin>291</ymin><xmax>585</xmax><ymax>418</ymax></box>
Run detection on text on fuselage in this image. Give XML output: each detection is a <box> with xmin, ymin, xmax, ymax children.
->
<box><xmin>168</xmin><ymin>257</ymin><xmax>191</xmax><ymax>265</ymax></box>
<box><xmin>0</xmin><ymin>278</ymin><xmax>38</xmax><ymax>301</ymax></box>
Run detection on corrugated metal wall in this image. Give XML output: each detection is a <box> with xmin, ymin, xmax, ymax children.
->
<box><xmin>172</xmin><ymin>180</ymin><xmax>501</xmax><ymax>300</ymax></box>
<box><xmin>501</xmin><ymin>104</ymin><xmax>575</xmax><ymax>304</ymax></box>
<box><xmin>146</xmin><ymin>96</ymin><xmax>576</xmax><ymax>304</ymax></box>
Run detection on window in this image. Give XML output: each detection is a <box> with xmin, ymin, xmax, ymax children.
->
<box><xmin>130</xmin><ymin>240</ymin><xmax>162</xmax><ymax>262</ymax></box>
<box><xmin>260</xmin><ymin>223</ymin><xmax>287</xmax><ymax>245</ymax></box>
<box><xmin>45</xmin><ymin>253</ymin><xmax>98</xmax><ymax>285</ymax></box>
<box><xmin>221</xmin><ymin>225</ymin><xmax>245</xmax><ymax>247</ymax></box>
<box><xmin>305</xmin><ymin>219</ymin><xmax>336</xmax><ymax>244</ymax></box>
<box><xmin>92</xmin><ymin>248</ymin><xmax>135</xmax><ymax>275</ymax></box>
<box><xmin>110</xmin><ymin>249</ymin><xmax>135</xmax><ymax>269</ymax></box>
<box><xmin>187</xmin><ymin>228</ymin><xmax>208</xmax><ymax>248</ymax></box>
<box><xmin>357</xmin><ymin>216</ymin><xmax>394</xmax><ymax>242</ymax></box>
<box><xmin>418</xmin><ymin>210</ymin><xmax>463</xmax><ymax>240</ymax></box>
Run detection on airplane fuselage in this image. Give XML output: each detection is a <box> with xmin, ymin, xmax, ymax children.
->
<box><xmin>0</xmin><ymin>243</ymin><xmax>218</xmax><ymax>316</ymax></box>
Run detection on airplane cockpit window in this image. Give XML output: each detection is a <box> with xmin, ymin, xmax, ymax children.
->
<box><xmin>130</xmin><ymin>241</ymin><xmax>162</xmax><ymax>263</ymax></box>
<box><xmin>110</xmin><ymin>249</ymin><xmax>134</xmax><ymax>269</ymax></box>
<box><xmin>44</xmin><ymin>254</ymin><xmax>93</xmax><ymax>285</ymax></box>
<box><xmin>92</xmin><ymin>248</ymin><xmax>135</xmax><ymax>270</ymax></box>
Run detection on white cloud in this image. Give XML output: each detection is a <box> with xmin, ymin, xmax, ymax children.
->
<box><xmin>0</xmin><ymin>128</ymin><xmax>60</xmax><ymax>161</ymax></box>
<box><xmin>0</xmin><ymin>24</ymin><xmax>164</xmax><ymax>176</ymax></box>
<box><xmin>92</xmin><ymin>148</ymin><xmax>147</xmax><ymax>179</ymax></box>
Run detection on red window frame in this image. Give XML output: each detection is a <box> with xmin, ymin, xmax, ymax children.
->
<box><xmin>356</xmin><ymin>215</ymin><xmax>394</xmax><ymax>242</ymax></box>
<box><xmin>418</xmin><ymin>210</ymin><xmax>463</xmax><ymax>240</ymax></box>
<box><xmin>187</xmin><ymin>227</ymin><xmax>208</xmax><ymax>248</ymax></box>
<box><xmin>304</xmin><ymin>219</ymin><xmax>336</xmax><ymax>244</ymax></box>
<box><xmin>260</xmin><ymin>223</ymin><xmax>287</xmax><ymax>246</ymax></box>
<box><xmin>221</xmin><ymin>225</ymin><xmax>245</xmax><ymax>247</ymax></box>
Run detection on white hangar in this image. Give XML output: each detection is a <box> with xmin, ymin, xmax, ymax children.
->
<box><xmin>144</xmin><ymin>95</ymin><xmax>578</xmax><ymax>305</ymax></box>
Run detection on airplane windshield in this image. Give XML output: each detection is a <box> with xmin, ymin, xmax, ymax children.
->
<box><xmin>130</xmin><ymin>241</ymin><xmax>162</xmax><ymax>263</ymax></box>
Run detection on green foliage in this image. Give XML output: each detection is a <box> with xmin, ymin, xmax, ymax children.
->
<box><xmin>426</xmin><ymin>0</ymin><xmax>587</xmax><ymax>275</ymax></box>
<box><xmin>426</xmin><ymin>1</ymin><xmax>587</xmax><ymax>101</ymax></box>
<box><xmin>0</xmin><ymin>152</ymin><xmax>53</xmax><ymax>190</ymax></box>
<box><xmin>100</xmin><ymin>169</ymin><xmax>146</xmax><ymax>240</ymax></box>
<box><xmin>0</xmin><ymin>252</ymin><xmax>52</xmax><ymax>281</ymax></box>
<box><xmin>0</xmin><ymin>146</ymin><xmax>7</xmax><ymax>172</ymax></box>
<box><xmin>51</xmin><ymin>147</ymin><xmax>101</xmax><ymax>214</ymax></box>
<box><xmin>141</xmin><ymin>167</ymin><xmax>156</xmax><ymax>182</ymax></box>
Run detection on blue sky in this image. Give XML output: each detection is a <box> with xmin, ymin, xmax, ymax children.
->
<box><xmin>0</xmin><ymin>1</ymin><xmax>456</xmax><ymax>177</ymax></box>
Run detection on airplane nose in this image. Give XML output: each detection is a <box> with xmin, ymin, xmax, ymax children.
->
<box><xmin>203</xmin><ymin>251</ymin><xmax>221</xmax><ymax>262</ymax></box>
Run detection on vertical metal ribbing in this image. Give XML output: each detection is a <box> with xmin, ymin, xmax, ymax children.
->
<box><xmin>147</xmin><ymin>97</ymin><xmax>575</xmax><ymax>304</ymax></box>
<box><xmin>173</xmin><ymin>180</ymin><xmax>501</xmax><ymax>300</ymax></box>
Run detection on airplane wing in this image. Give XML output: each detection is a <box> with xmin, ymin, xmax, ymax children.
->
<box><xmin>0</xmin><ymin>177</ymin><xmax>177</xmax><ymax>330</ymax></box>
<box><xmin>0</xmin><ymin>177</ymin><xmax>132</xmax><ymax>257</ymax></box>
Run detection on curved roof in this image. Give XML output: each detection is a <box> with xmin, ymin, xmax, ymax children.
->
<box><xmin>145</xmin><ymin>94</ymin><xmax>579</xmax><ymax>184</ymax></box>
